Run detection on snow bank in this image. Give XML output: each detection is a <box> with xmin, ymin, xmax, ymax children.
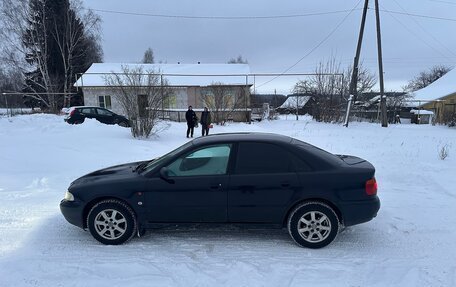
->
<box><xmin>0</xmin><ymin>114</ymin><xmax>455</xmax><ymax>286</ymax></box>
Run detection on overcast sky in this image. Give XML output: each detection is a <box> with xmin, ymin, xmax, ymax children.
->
<box><xmin>82</xmin><ymin>0</ymin><xmax>456</xmax><ymax>94</ymax></box>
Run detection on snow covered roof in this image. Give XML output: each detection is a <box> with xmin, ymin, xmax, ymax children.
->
<box><xmin>279</xmin><ymin>95</ymin><xmax>311</xmax><ymax>109</ymax></box>
<box><xmin>75</xmin><ymin>63</ymin><xmax>252</xmax><ymax>87</ymax></box>
<box><xmin>409</xmin><ymin>68</ymin><xmax>456</xmax><ymax>107</ymax></box>
<box><xmin>410</xmin><ymin>109</ymin><xmax>434</xmax><ymax>115</ymax></box>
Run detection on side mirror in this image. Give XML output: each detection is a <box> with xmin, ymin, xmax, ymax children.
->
<box><xmin>159</xmin><ymin>167</ymin><xmax>174</xmax><ymax>184</ymax></box>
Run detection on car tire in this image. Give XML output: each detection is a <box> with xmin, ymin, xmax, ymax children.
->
<box><xmin>87</xmin><ymin>199</ymin><xmax>137</xmax><ymax>245</ymax></box>
<box><xmin>287</xmin><ymin>201</ymin><xmax>339</xmax><ymax>249</ymax></box>
<box><xmin>74</xmin><ymin>118</ymin><xmax>84</xmax><ymax>125</ymax></box>
<box><xmin>118</xmin><ymin>121</ymin><xmax>129</xmax><ymax>128</ymax></box>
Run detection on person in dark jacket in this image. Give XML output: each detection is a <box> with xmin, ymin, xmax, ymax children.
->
<box><xmin>185</xmin><ymin>106</ymin><xmax>197</xmax><ymax>138</ymax></box>
<box><xmin>200</xmin><ymin>107</ymin><xmax>212</xmax><ymax>136</ymax></box>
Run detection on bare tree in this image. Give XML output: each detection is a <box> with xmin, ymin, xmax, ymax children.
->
<box><xmin>227</xmin><ymin>55</ymin><xmax>248</xmax><ymax>64</ymax></box>
<box><xmin>1</xmin><ymin>0</ymin><xmax>66</xmax><ymax>111</ymax></box>
<box><xmin>404</xmin><ymin>65</ymin><xmax>452</xmax><ymax>92</ymax></box>
<box><xmin>343</xmin><ymin>63</ymin><xmax>377</xmax><ymax>99</ymax></box>
<box><xmin>293</xmin><ymin>57</ymin><xmax>376</xmax><ymax>122</ymax></box>
<box><xmin>201</xmin><ymin>82</ymin><xmax>247</xmax><ymax>124</ymax></box>
<box><xmin>0</xmin><ymin>66</ymin><xmax>23</xmax><ymax>93</ymax></box>
<box><xmin>0</xmin><ymin>65</ymin><xmax>24</xmax><ymax>109</ymax></box>
<box><xmin>104</xmin><ymin>65</ymin><xmax>169</xmax><ymax>138</ymax></box>
<box><xmin>293</xmin><ymin>58</ymin><xmax>344</xmax><ymax>122</ymax></box>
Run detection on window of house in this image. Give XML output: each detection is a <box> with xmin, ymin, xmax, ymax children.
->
<box><xmin>165</xmin><ymin>94</ymin><xmax>177</xmax><ymax>109</ymax></box>
<box><xmin>98</xmin><ymin>95</ymin><xmax>112</xmax><ymax>109</ymax></box>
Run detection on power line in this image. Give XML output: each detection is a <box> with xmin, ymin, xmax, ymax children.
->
<box><xmin>428</xmin><ymin>0</ymin><xmax>456</xmax><ymax>5</ymax></box>
<box><xmin>376</xmin><ymin>8</ymin><xmax>456</xmax><ymax>22</ymax></box>
<box><xmin>390</xmin><ymin>0</ymin><xmax>456</xmax><ymax>58</ymax></box>
<box><xmin>87</xmin><ymin>8</ymin><xmax>361</xmax><ymax>20</ymax></box>
<box><xmin>86</xmin><ymin>6</ymin><xmax>456</xmax><ymax>23</ymax></box>
<box><xmin>255</xmin><ymin>0</ymin><xmax>363</xmax><ymax>89</ymax></box>
<box><xmin>380</xmin><ymin>4</ymin><xmax>455</xmax><ymax>63</ymax></box>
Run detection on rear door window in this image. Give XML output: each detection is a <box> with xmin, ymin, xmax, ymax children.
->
<box><xmin>96</xmin><ymin>108</ymin><xmax>113</xmax><ymax>116</ymax></box>
<box><xmin>235</xmin><ymin>142</ymin><xmax>296</xmax><ymax>174</ymax></box>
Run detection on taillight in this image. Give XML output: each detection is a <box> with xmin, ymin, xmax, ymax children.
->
<box><xmin>365</xmin><ymin>177</ymin><xmax>377</xmax><ymax>195</ymax></box>
<box><xmin>69</xmin><ymin>109</ymin><xmax>76</xmax><ymax>116</ymax></box>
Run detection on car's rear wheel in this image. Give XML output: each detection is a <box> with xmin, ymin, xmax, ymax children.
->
<box><xmin>287</xmin><ymin>201</ymin><xmax>339</xmax><ymax>248</ymax></box>
<box><xmin>87</xmin><ymin>199</ymin><xmax>137</xmax><ymax>245</ymax></box>
<box><xmin>118</xmin><ymin>121</ymin><xmax>129</xmax><ymax>127</ymax></box>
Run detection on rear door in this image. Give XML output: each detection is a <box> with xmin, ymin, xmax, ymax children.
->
<box><xmin>227</xmin><ymin>142</ymin><xmax>300</xmax><ymax>223</ymax></box>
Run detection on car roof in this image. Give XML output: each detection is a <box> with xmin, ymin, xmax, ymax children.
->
<box><xmin>72</xmin><ymin>106</ymin><xmax>105</xmax><ymax>109</ymax></box>
<box><xmin>191</xmin><ymin>132</ymin><xmax>293</xmax><ymax>145</ymax></box>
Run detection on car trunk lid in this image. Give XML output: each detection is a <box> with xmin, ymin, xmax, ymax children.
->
<box><xmin>336</xmin><ymin>155</ymin><xmax>366</xmax><ymax>165</ymax></box>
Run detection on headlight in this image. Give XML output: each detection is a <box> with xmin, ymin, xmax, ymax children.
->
<box><xmin>64</xmin><ymin>191</ymin><xmax>75</xmax><ymax>201</ymax></box>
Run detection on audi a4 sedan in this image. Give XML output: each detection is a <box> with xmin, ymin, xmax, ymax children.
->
<box><xmin>60</xmin><ymin>133</ymin><xmax>380</xmax><ymax>248</ymax></box>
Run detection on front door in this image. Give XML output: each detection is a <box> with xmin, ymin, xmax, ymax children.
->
<box><xmin>80</xmin><ymin>107</ymin><xmax>96</xmax><ymax>119</ymax></box>
<box><xmin>145</xmin><ymin>144</ymin><xmax>232</xmax><ymax>223</ymax></box>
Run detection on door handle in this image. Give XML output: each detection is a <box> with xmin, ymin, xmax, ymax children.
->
<box><xmin>239</xmin><ymin>185</ymin><xmax>255</xmax><ymax>194</ymax></box>
<box><xmin>210</xmin><ymin>183</ymin><xmax>222</xmax><ymax>190</ymax></box>
<box><xmin>281</xmin><ymin>182</ymin><xmax>291</xmax><ymax>188</ymax></box>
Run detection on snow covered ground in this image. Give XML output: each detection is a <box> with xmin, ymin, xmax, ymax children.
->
<box><xmin>0</xmin><ymin>114</ymin><xmax>455</xmax><ymax>287</ymax></box>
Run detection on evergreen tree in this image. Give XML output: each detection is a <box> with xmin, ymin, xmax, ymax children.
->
<box><xmin>21</xmin><ymin>0</ymin><xmax>102</xmax><ymax>111</ymax></box>
<box><xmin>142</xmin><ymin>48</ymin><xmax>155</xmax><ymax>64</ymax></box>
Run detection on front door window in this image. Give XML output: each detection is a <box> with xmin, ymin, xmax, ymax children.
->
<box><xmin>167</xmin><ymin>144</ymin><xmax>232</xmax><ymax>177</ymax></box>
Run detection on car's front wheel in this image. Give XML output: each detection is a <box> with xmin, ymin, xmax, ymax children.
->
<box><xmin>87</xmin><ymin>199</ymin><xmax>137</xmax><ymax>245</ymax></box>
<box><xmin>287</xmin><ymin>201</ymin><xmax>339</xmax><ymax>248</ymax></box>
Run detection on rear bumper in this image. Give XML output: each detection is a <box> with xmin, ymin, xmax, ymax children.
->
<box><xmin>60</xmin><ymin>199</ymin><xmax>85</xmax><ymax>229</ymax></box>
<box><xmin>338</xmin><ymin>196</ymin><xmax>380</xmax><ymax>226</ymax></box>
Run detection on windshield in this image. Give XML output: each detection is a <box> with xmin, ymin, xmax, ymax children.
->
<box><xmin>140</xmin><ymin>141</ymin><xmax>193</xmax><ymax>173</ymax></box>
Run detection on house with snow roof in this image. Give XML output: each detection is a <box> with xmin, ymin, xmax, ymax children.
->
<box><xmin>409</xmin><ymin>68</ymin><xmax>456</xmax><ymax>123</ymax></box>
<box><xmin>74</xmin><ymin>63</ymin><xmax>253</xmax><ymax>122</ymax></box>
<box><xmin>276</xmin><ymin>94</ymin><xmax>313</xmax><ymax>115</ymax></box>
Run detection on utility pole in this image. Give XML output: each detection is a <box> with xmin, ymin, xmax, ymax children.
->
<box><xmin>343</xmin><ymin>0</ymin><xmax>369</xmax><ymax>127</ymax></box>
<box><xmin>160</xmin><ymin>74</ymin><xmax>164</xmax><ymax>120</ymax></box>
<box><xmin>296</xmin><ymin>95</ymin><xmax>299</xmax><ymax>121</ymax></box>
<box><xmin>375</xmin><ymin>0</ymin><xmax>388</xmax><ymax>127</ymax></box>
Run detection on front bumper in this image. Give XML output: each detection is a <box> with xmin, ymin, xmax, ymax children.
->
<box><xmin>338</xmin><ymin>196</ymin><xmax>380</xmax><ymax>226</ymax></box>
<box><xmin>60</xmin><ymin>199</ymin><xmax>85</xmax><ymax>229</ymax></box>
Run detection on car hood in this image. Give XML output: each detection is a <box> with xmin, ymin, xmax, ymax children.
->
<box><xmin>70</xmin><ymin>161</ymin><xmax>146</xmax><ymax>187</ymax></box>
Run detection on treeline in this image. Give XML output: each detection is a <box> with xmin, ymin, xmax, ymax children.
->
<box><xmin>0</xmin><ymin>0</ymin><xmax>103</xmax><ymax>112</ymax></box>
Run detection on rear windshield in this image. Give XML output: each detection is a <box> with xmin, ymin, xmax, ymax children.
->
<box><xmin>292</xmin><ymin>139</ymin><xmax>343</xmax><ymax>166</ymax></box>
